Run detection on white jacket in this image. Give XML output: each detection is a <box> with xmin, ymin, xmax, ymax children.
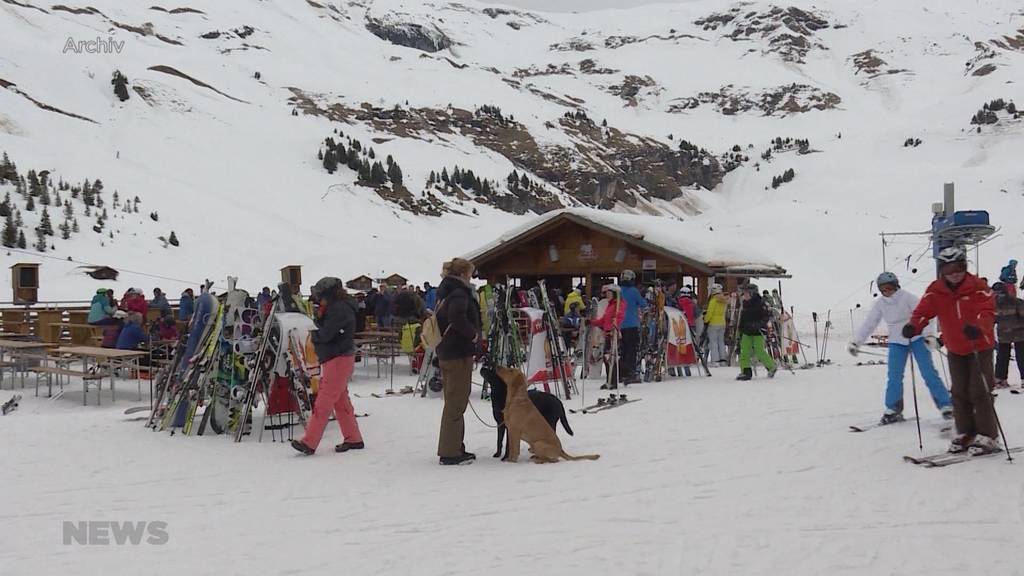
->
<box><xmin>853</xmin><ymin>288</ymin><xmax>934</xmax><ymax>346</ymax></box>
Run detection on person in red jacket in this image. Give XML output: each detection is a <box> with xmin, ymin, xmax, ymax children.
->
<box><xmin>903</xmin><ymin>246</ymin><xmax>999</xmax><ymax>455</ymax></box>
<box><xmin>593</xmin><ymin>285</ymin><xmax>625</xmax><ymax>389</ymax></box>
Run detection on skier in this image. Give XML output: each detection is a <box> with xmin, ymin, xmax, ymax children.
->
<box><xmin>178</xmin><ymin>288</ymin><xmax>195</xmax><ymax>322</ymax></box>
<box><xmin>374</xmin><ymin>286</ymin><xmax>393</xmax><ymax>331</ymax></box>
<box><xmin>116</xmin><ymin>312</ymin><xmax>150</xmax><ymax>352</ymax></box>
<box><xmin>149</xmin><ymin>288</ymin><xmax>171</xmax><ymax>315</ymax></box>
<box><xmin>255</xmin><ymin>286</ymin><xmax>272</xmax><ymax>312</ymax></box>
<box><xmin>291</xmin><ymin>277</ymin><xmax>364</xmax><ymax>456</ymax></box>
<box><xmin>991</xmin><ymin>282</ymin><xmax>1024</xmax><ymax>389</ymax></box>
<box><xmin>736</xmin><ymin>284</ymin><xmax>777</xmax><ymax>380</ymax></box>
<box><xmin>435</xmin><ymin>258</ymin><xmax>482</xmax><ymax>465</ymax></box>
<box><xmin>87</xmin><ymin>288</ymin><xmax>119</xmax><ymax>326</ymax></box>
<box><xmin>593</xmin><ymin>285</ymin><xmax>625</xmax><ymax>388</ymax></box>
<box><xmin>903</xmin><ymin>246</ymin><xmax>999</xmax><ymax>455</ymax></box>
<box><xmin>120</xmin><ymin>288</ymin><xmax>148</xmax><ymax>316</ymax></box>
<box><xmin>676</xmin><ymin>287</ymin><xmax>698</xmax><ymax>377</ymax></box>
<box><xmin>703</xmin><ymin>284</ymin><xmax>728</xmax><ymax>365</ymax></box>
<box><xmin>848</xmin><ymin>272</ymin><xmax>953</xmax><ymax>424</ymax></box>
<box><xmin>179</xmin><ymin>282</ymin><xmax>218</xmax><ymax>374</ymax></box>
<box><xmin>999</xmin><ymin>259</ymin><xmax>1018</xmax><ymax>298</ymax></box>
<box><xmin>618</xmin><ymin>270</ymin><xmax>648</xmax><ymax>384</ymax></box>
<box><xmin>563</xmin><ymin>287</ymin><xmax>584</xmax><ymax>316</ymax></box>
<box><xmin>423</xmin><ymin>281</ymin><xmax>437</xmax><ymax>311</ymax></box>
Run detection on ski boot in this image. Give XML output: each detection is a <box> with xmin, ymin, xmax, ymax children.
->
<box><xmin>968</xmin><ymin>435</ymin><xmax>1000</xmax><ymax>456</ymax></box>
<box><xmin>767</xmin><ymin>366</ymin><xmax>778</xmax><ymax>379</ymax></box>
<box><xmin>735</xmin><ymin>368</ymin><xmax>752</xmax><ymax>381</ymax></box>
<box><xmin>947</xmin><ymin>433</ymin><xmax>973</xmax><ymax>454</ymax></box>
<box><xmin>879</xmin><ymin>410</ymin><xmax>904</xmax><ymax>425</ymax></box>
<box><xmin>993</xmin><ymin>378</ymin><xmax>1010</xmax><ymax>390</ymax></box>
<box><xmin>940</xmin><ymin>405</ymin><xmax>954</xmax><ymax>420</ymax></box>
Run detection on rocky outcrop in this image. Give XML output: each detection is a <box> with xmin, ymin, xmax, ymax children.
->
<box><xmin>667</xmin><ymin>83</ymin><xmax>840</xmax><ymax>116</ymax></box>
<box><xmin>289</xmin><ymin>90</ymin><xmax>721</xmax><ymax>215</ymax></box>
<box><xmin>695</xmin><ymin>6</ymin><xmax>834</xmax><ymax>63</ymax></box>
<box><xmin>365</xmin><ymin>15</ymin><xmax>452</xmax><ymax>53</ymax></box>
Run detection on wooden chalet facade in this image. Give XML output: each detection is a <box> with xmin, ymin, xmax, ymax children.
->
<box><xmin>467</xmin><ymin>209</ymin><xmax>788</xmax><ymax>303</ymax></box>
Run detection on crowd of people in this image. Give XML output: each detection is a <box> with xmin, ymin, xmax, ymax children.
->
<box><xmin>86</xmin><ymin>286</ymin><xmax>185</xmax><ymax>356</ymax></box>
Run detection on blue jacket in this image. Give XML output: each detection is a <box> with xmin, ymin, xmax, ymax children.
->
<box><xmin>1000</xmin><ymin>260</ymin><xmax>1018</xmax><ymax>284</ymax></box>
<box><xmin>87</xmin><ymin>293</ymin><xmax>114</xmax><ymax>323</ymax></box>
<box><xmin>116</xmin><ymin>323</ymin><xmax>149</xmax><ymax>350</ymax></box>
<box><xmin>619</xmin><ymin>283</ymin><xmax>647</xmax><ymax>329</ymax></box>
<box><xmin>178</xmin><ymin>293</ymin><xmax>195</xmax><ymax>321</ymax></box>
<box><xmin>424</xmin><ymin>287</ymin><xmax>437</xmax><ymax>311</ymax></box>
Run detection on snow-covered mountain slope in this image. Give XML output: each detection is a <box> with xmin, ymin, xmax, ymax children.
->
<box><xmin>1</xmin><ymin>0</ymin><xmax>1022</xmax><ymax>316</ymax></box>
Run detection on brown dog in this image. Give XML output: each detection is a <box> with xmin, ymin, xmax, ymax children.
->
<box><xmin>495</xmin><ymin>365</ymin><xmax>600</xmax><ymax>463</ymax></box>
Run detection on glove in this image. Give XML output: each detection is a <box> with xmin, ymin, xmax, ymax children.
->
<box><xmin>963</xmin><ymin>325</ymin><xmax>981</xmax><ymax>340</ymax></box>
<box><xmin>924</xmin><ymin>335</ymin><xmax>943</xmax><ymax>351</ymax></box>
<box><xmin>901</xmin><ymin>324</ymin><xmax>917</xmax><ymax>339</ymax></box>
<box><xmin>847</xmin><ymin>342</ymin><xmax>859</xmax><ymax>357</ymax></box>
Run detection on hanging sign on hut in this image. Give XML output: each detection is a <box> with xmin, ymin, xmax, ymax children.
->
<box><xmin>578</xmin><ymin>243</ymin><xmax>596</xmax><ymax>262</ymax></box>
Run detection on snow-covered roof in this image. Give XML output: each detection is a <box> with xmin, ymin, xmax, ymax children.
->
<box><xmin>465</xmin><ymin>208</ymin><xmax>787</xmax><ymax>275</ymax></box>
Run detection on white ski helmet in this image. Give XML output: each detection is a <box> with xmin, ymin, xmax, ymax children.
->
<box><xmin>876</xmin><ymin>271</ymin><xmax>899</xmax><ymax>289</ymax></box>
<box><xmin>620</xmin><ymin>269</ymin><xmax>636</xmax><ymax>282</ymax></box>
<box><xmin>679</xmin><ymin>286</ymin><xmax>693</xmax><ymax>296</ymax></box>
<box><xmin>710</xmin><ymin>283</ymin><xmax>724</xmax><ymax>295</ymax></box>
<box><xmin>936</xmin><ymin>246</ymin><xmax>966</xmax><ymax>264</ymax></box>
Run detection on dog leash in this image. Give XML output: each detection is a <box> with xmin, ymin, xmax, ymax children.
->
<box><xmin>466</xmin><ymin>398</ymin><xmax>498</xmax><ymax>429</ymax></box>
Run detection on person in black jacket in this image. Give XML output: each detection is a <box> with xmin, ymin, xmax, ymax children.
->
<box><xmin>736</xmin><ymin>283</ymin><xmax>777</xmax><ymax>381</ymax></box>
<box><xmin>291</xmin><ymin>277</ymin><xmax>365</xmax><ymax>456</ymax></box>
<box><xmin>434</xmin><ymin>258</ymin><xmax>483</xmax><ymax>465</ymax></box>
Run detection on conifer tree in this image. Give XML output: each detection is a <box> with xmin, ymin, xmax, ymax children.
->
<box><xmin>16</xmin><ymin>229</ymin><xmax>25</xmax><ymax>249</ymax></box>
<box><xmin>63</xmin><ymin>200</ymin><xmax>73</xmax><ymax>220</ymax></box>
<box><xmin>1</xmin><ymin>213</ymin><xmax>16</xmax><ymax>247</ymax></box>
<box><xmin>33</xmin><ymin>226</ymin><xmax>46</xmax><ymax>252</ymax></box>
<box><xmin>112</xmin><ymin>70</ymin><xmax>129</xmax><ymax>101</ymax></box>
<box><xmin>387</xmin><ymin>162</ymin><xmax>403</xmax><ymax>187</ymax></box>
<box><xmin>39</xmin><ymin>207</ymin><xmax>53</xmax><ymax>236</ymax></box>
<box><xmin>25</xmin><ymin>194</ymin><xmax>34</xmax><ymax>211</ymax></box>
<box><xmin>15</xmin><ymin>209</ymin><xmax>22</xmax><ymax>227</ymax></box>
<box><xmin>323</xmin><ymin>150</ymin><xmax>338</xmax><ymax>174</ymax></box>
<box><xmin>72</xmin><ymin>218</ymin><xmax>79</xmax><ymax>233</ymax></box>
<box><xmin>60</xmin><ymin>219</ymin><xmax>70</xmax><ymax>240</ymax></box>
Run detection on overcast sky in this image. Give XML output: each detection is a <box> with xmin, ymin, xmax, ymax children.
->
<box><xmin>490</xmin><ymin>0</ymin><xmax>678</xmax><ymax>12</ymax></box>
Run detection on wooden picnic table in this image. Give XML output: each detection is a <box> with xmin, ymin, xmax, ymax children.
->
<box><xmin>0</xmin><ymin>339</ymin><xmax>53</xmax><ymax>389</ymax></box>
<box><xmin>55</xmin><ymin>346</ymin><xmax>148</xmax><ymax>404</ymax></box>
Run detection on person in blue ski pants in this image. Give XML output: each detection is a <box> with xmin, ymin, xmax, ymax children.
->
<box><xmin>848</xmin><ymin>272</ymin><xmax>952</xmax><ymax>424</ymax></box>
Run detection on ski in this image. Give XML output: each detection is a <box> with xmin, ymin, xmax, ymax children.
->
<box><xmin>849</xmin><ymin>417</ymin><xmax>952</xmax><ymax>433</ymax></box>
<box><xmin>124</xmin><ymin>405</ymin><xmax>151</xmax><ymax>415</ymax></box>
<box><xmin>903</xmin><ymin>446</ymin><xmax>1023</xmax><ymax>467</ymax></box>
<box><xmin>582</xmin><ymin>397</ymin><xmax>641</xmax><ymax>414</ymax></box>
<box><xmin>2</xmin><ymin>394</ymin><xmax>22</xmax><ymax>415</ymax></box>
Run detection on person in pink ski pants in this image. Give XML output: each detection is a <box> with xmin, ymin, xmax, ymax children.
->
<box><xmin>292</xmin><ymin>277</ymin><xmax>364</xmax><ymax>455</ymax></box>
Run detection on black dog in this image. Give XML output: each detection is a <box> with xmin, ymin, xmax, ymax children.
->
<box><xmin>480</xmin><ymin>365</ymin><xmax>573</xmax><ymax>459</ymax></box>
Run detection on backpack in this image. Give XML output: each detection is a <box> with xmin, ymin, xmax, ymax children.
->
<box><xmin>420</xmin><ymin>298</ymin><xmax>450</xmax><ymax>350</ymax></box>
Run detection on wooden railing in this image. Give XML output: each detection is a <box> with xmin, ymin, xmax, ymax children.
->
<box><xmin>0</xmin><ymin>303</ymin><xmax>182</xmax><ymax>345</ymax></box>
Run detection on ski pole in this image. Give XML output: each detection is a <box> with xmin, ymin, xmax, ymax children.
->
<box><xmin>812</xmin><ymin>312</ymin><xmax>820</xmax><ymax>365</ymax></box>
<box><xmin>909</xmin><ymin>353</ymin><xmax>923</xmax><ymax>452</ymax></box>
<box><xmin>969</xmin><ymin>342</ymin><xmax>1013</xmax><ymax>462</ymax></box>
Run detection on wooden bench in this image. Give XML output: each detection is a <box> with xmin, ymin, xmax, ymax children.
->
<box><xmin>28</xmin><ymin>366</ymin><xmax>106</xmax><ymax>405</ymax></box>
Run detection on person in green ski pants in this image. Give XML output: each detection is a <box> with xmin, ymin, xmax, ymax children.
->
<box><xmin>736</xmin><ymin>283</ymin><xmax>777</xmax><ymax>380</ymax></box>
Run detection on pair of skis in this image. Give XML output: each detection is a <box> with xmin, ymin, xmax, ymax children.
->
<box><xmin>904</xmin><ymin>446</ymin><xmax>1022</xmax><ymax>467</ymax></box>
<box><xmin>2</xmin><ymin>394</ymin><xmax>21</xmax><ymax>415</ymax></box>
<box><xmin>570</xmin><ymin>393</ymin><xmax>641</xmax><ymax>414</ymax></box>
